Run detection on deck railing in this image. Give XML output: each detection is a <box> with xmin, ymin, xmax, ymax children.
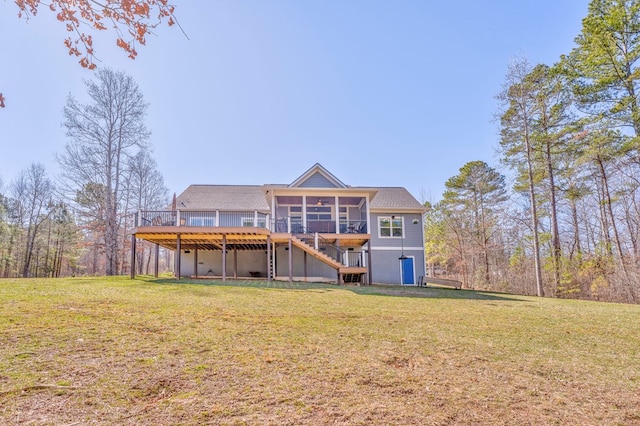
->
<box><xmin>137</xmin><ymin>210</ymin><xmax>268</xmax><ymax>228</ymax></box>
<box><xmin>138</xmin><ymin>210</ymin><xmax>177</xmax><ymax>226</ymax></box>
<box><xmin>273</xmin><ymin>217</ymin><xmax>368</xmax><ymax>234</ymax></box>
<box><xmin>343</xmin><ymin>251</ymin><xmax>364</xmax><ymax>267</ymax></box>
<box><xmin>136</xmin><ymin>211</ymin><xmax>367</xmax><ymax>236</ymax></box>
<box><xmin>339</xmin><ymin>220</ymin><xmax>368</xmax><ymax>234</ymax></box>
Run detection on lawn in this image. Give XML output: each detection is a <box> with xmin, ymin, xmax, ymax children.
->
<box><xmin>1</xmin><ymin>277</ymin><xmax>639</xmax><ymax>425</ymax></box>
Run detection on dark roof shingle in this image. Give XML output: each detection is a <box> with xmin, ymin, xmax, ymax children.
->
<box><xmin>176</xmin><ymin>185</ymin><xmax>270</xmax><ymax>211</ymax></box>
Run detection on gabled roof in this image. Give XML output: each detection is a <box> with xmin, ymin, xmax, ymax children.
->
<box><xmin>172</xmin><ymin>166</ymin><xmax>424</xmax><ymax>212</ymax></box>
<box><xmin>175</xmin><ymin>185</ymin><xmax>270</xmax><ymax>211</ymax></box>
<box><xmin>367</xmin><ymin>187</ymin><xmax>425</xmax><ymax>211</ymax></box>
<box><xmin>288</xmin><ymin>163</ymin><xmax>348</xmax><ymax>189</ymax></box>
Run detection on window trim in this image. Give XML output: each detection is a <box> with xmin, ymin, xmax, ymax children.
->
<box><xmin>378</xmin><ymin>216</ymin><xmax>404</xmax><ymax>238</ymax></box>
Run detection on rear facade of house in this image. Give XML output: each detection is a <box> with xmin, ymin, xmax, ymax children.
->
<box><xmin>131</xmin><ymin>164</ymin><xmax>426</xmax><ymax>285</ymax></box>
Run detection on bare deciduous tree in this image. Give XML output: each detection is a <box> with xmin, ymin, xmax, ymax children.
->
<box><xmin>10</xmin><ymin>163</ymin><xmax>53</xmax><ymax>277</ymax></box>
<box><xmin>122</xmin><ymin>151</ymin><xmax>169</xmax><ymax>275</ymax></box>
<box><xmin>59</xmin><ymin>68</ymin><xmax>150</xmax><ymax>276</ymax></box>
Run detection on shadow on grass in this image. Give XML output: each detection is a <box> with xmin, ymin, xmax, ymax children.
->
<box><xmin>136</xmin><ymin>276</ymin><xmax>524</xmax><ymax>302</ymax></box>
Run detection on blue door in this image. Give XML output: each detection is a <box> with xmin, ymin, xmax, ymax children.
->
<box><xmin>401</xmin><ymin>257</ymin><xmax>414</xmax><ymax>285</ymax></box>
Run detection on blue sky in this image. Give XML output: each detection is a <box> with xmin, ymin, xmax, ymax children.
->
<box><xmin>0</xmin><ymin>1</ymin><xmax>589</xmax><ymax>203</ymax></box>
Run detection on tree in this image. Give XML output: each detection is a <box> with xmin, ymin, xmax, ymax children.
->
<box><xmin>565</xmin><ymin>0</ymin><xmax>640</xmax><ymax>142</ymax></box>
<box><xmin>59</xmin><ymin>68</ymin><xmax>150</xmax><ymax>275</ymax></box>
<box><xmin>2</xmin><ymin>0</ymin><xmax>179</xmax><ymax>108</ymax></box>
<box><xmin>498</xmin><ymin>57</ymin><xmax>545</xmax><ymax>297</ymax></box>
<box><xmin>441</xmin><ymin>161</ymin><xmax>508</xmax><ymax>286</ymax></box>
<box><xmin>0</xmin><ymin>176</ymin><xmax>9</xmax><ymax>276</ymax></box>
<box><xmin>45</xmin><ymin>202</ymin><xmax>82</xmax><ymax>277</ymax></box>
<box><xmin>122</xmin><ymin>150</ymin><xmax>168</xmax><ymax>274</ymax></box>
<box><xmin>10</xmin><ymin>163</ymin><xmax>54</xmax><ymax>277</ymax></box>
<box><xmin>423</xmin><ymin>203</ymin><xmax>452</xmax><ymax>277</ymax></box>
<box><xmin>527</xmin><ymin>63</ymin><xmax>577</xmax><ymax>290</ymax></box>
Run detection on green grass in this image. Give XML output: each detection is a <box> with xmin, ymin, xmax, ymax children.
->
<box><xmin>1</xmin><ymin>276</ymin><xmax>639</xmax><ymax>425</ymax></box>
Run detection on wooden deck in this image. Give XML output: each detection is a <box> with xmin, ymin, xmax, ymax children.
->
<box><xmin>133</xmin><ymin>226</ymin><xmax>271</xmax><ymax>250</ymax></box>
<box><xmin>134</xmin><ymin>226</ymin><xmax>369</xmax><ymax>250</ymax></box>
<box><xmin>132</xmin><ymin>225</ymin><xmax>371</xmax><ymax>285</ymax></box>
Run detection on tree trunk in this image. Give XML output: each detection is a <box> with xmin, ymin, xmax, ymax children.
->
<box><xmin>570</xmin><ymin>196</ymin><xmax>582</xmax><ymax>262</ymax></box>
<box><xmin>597</xmin><ymin>156</ymin><xmax>626</xmax><ymax>271</ymax></box>
<box><xmin>544</xmin><ymin>138</ymin><xmax>562</xmax><ymax>291</ymax></box>
<box><xmin>526</xmin><ymin>133</ymin><xmax>544</xmax><ymax>297</ymax></box>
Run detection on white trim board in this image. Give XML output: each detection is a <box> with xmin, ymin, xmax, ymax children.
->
<box><xmin>370</xmin><ymin>246</ymin><xmax>423</xmax><ymax>251</ymax></box>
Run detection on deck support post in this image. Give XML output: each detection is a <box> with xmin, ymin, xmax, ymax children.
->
<box><xmin>288</xmin><ymin>237</ymin><xmax>293</xmax><ymax>284</ymax></box>
<box><xmin>194</xmin><ymin>246</ymin><xmax>198</xmax><ymax>277</ymax></box>
<box><xmin>367</xmin><ymin>242</ymin><xmax>373</xmax><ymax>285</ymax></box>
<box><xmin>130</xmin><ymin>235</ymin><xmax>136</xmax><ymax>279</ymax></box>
<box><xmin>154</xmin><ymin>243</ymin><xmax>159</xmax><ymax>278</ymax></box>
<box><xmin>222</xmin><ymin>235</ymin><xmax>227</xmax><ymax>281</ymax></box>
<box><xmin>234</xmin><ymin>245</ymin><xmax>238</xmax><ymax>279</ymax></box>
<box><xmin>303</xmin><ymin>252</ymin><xmax>307</xmax><ymax>282</ymax></box>
<box><xmin>175</xmin><ymin>234</ymin><xmax>181</xmax><ymax>280</ymax></box>
<box><xmin>267</xmin><ymin>235</ymin><xmax>272</xmax><ymax>281</ymax></box>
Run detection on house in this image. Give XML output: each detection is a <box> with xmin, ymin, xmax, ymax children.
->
<box><xmin>131</xmin><ymin>164</ymin><xmax>426</xmax><ymax>285</ymax></box>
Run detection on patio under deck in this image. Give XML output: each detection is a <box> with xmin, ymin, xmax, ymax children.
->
<box><xmin>131</xmin><ymin>225</ymin><xmax>371</xmax><ymax>284</ymax></box>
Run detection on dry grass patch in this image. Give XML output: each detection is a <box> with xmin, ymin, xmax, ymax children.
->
<box><xmin>1</xmin><ymin>276</ymin><xmax>639</xmax><ymax>425</ymax></box>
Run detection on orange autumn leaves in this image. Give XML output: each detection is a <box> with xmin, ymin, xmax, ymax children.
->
<box><xmin>1</xmin><ymin>1</ymin><xmax>177</xmax><ymax>107</ymax></box>
<box><xmin>16</xmin><ymin>0</ymin><xmax>177</xmax><ymax>69</ymax></box>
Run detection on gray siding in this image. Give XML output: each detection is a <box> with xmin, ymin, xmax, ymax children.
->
<box><xmin>369</xmin><ymin>213</ymin><xmax>423</xmax><ymax>248</ymax></box>
<box><xmin>274</xmin><ymin>246</ymin><xmax>336</xmax><ymax>280</ymax></box>
<box><xmin>179</xmin><ymin>250</ymin><xmax>268</xmax><ymax>277</ymax></box>
<box><xmin>368</xmin><ymin>212</ymin><xmax>425</xmax><ymax>285</ymax></box>
<box><xmin>370</xmin><ymin>249</ymin><xmax>425</xmax><ymax>285</ymax></box>
<box><xmin>297</xmin><ymin>172</ymin><xmax>339</xmax><ymax>188</ymax></box>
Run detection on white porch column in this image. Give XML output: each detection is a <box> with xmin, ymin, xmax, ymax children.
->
<box><xmin>365</xmin><ymin>197</ymin><xmax>371</xmax><ymax>234</ymax></box>
<box><xmin>271</xmin><ymin>192</ymin><xmax>276</xmax><ymax>229</ymax></box>
<box><xmin>216</xmin><ymin>210</ymin><xmax>220</xmax><ymax>227</ymax></box>
<box><xmin>335</xmin><ymin>196</ymin><xmax>340</xmax><ymax>234</ymax></box>
<box><xmin>302</xmin><ymin>195</ymin><xmax>307</xmax><ymax>231</ymax></box>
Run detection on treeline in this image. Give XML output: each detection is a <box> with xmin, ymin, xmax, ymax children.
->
<box><xmin>427</xmin><ymin>0</ymin><xmax>640</xmax><ymax>303</ymax></box>
<box><xmin>0</xmin><ymin>69</ymin><xmax>171</xmax><ymax>278</ymax></box>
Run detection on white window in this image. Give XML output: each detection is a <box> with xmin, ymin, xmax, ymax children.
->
<box><xmin>188</xmin><ymin>217</ymin><xmax>216</xmax><ymax>227</ymax></box>
<box><xmin>339</xmin><ymin>206</ymin><xmax>347</xmax><ymax>222</ymax></box>
<box><xmin>378</xmin><ymin>216</ymin><xmax>403</xmax><ymax>238</ymax></box>
<box><xmin>289</xmin><ymin>206</ymin><xmax>302</xmax><ymax>227</ymax></box>
<box><xmin>306</xmin><ymin>206</ymin><xmax>332</xmax><ymax>221</ymax></box>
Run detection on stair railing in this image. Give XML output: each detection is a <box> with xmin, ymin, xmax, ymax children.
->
<box><xmin>292</xmin><ymin>226</ymin><xmax>346</xmax><ymax>265</ymax></box>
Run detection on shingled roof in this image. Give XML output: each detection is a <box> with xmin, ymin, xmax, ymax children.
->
<box><xmin>174</xmin><ymin>184</ymin><xmax>423</xmax><ymax>212</ymax></box>
<box><xmin>175</xmin><ymin>185</ymin><xmax>270</xmax><ymax>211</ymax></box>
<box><xmin>367</xmin><ymin>187</ymin><xmax>424</xmax><ymax>211</ymax></box>
<box><xmin>173</xmin><ymin>163</ymin><xmax>424</xmax><ymax>212</ymax></box>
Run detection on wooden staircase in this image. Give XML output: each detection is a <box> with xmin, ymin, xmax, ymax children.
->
<box><xmin>290</xmin><ymin>236</ymin><xmax>366</xmax><ymax>284</ymax></box>
<box><xmin>290</xmin><ymin>236</ymin><xmax>342</xmax><ymax>269</ymax></box>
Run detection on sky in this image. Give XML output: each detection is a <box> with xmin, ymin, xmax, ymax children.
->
<box><xmin>0</xmin><ymin>1</ymin><xmax>591</xmax><ymax>204</ymax></box>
